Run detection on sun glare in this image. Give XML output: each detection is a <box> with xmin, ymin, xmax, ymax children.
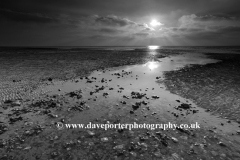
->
<box><xmin>148</xmin><ymin>62</ymin><xmax>159</xmax><ymax>70</ymax></box>
<box><xmin>148</xmin><ymin>45</ymin><xmax>159</xmax><ymax>50</ymax></box>
<box><xmin>150</xmin><ymin>20</ymin><xmax>162</xmax><ymax>27</ymax></box>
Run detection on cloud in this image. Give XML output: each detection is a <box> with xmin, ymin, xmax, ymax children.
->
<box><xmin>98</xmin><ymin>28</ymin><xmax>124</xmax><ymax>34</ymax></box>
<box><xmin>138</xmin><ymin>23</ymin><xmax>155</xmax><ymax>31</ymax></box>
<box><xmin>178</xmin><ymin>14</ymin><xmax>238</xmax><ymax>28</ymax></box>
<box><xmin>0</xmin><ymin>8</ymin><xmax>80</xmax><ymax>25</ymax></box>
<box><xmin>196</xmin><ymin>14</ymin><xmax>237</xmax><ymax>21</ymax></box>
<box><xmin>133</xmin><ymin>32</ymin><xmax>150</xmax><ymax>37</ymax></box>
<box><xmin>159</xmin><ymin>14</ymin><xmax>240</xmax><ymax>40</ymax></box>
<box><xmin>0</xmin><ymin>8</ymin><xmax>58</xmax><ymax>23</ymax></box>
<box><xmin>94</xmin><ymin>15</ymin><xmax>136</xmax><ymax>27</ymax></box>
<box><xmin>91</xmin><ymin>14</ymin><xmax>155</xmax><ymax>38</ymax></box>
<box><xmin>94</xmin><ymin>15</ymin><xmax>155</xmax><ymax>30</ymax></box>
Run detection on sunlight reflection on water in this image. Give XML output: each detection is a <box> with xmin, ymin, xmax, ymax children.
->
<box><xmin>143</xmin><ymin>61</ymin><xmax>159</xmax><ymax>70</ymax></box>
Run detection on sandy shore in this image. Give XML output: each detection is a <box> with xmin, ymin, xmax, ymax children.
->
<box><xmin>162</xmin><ymin>53</ymin><xmax>240</xmax><ymax>122</ymax></box>
<box><xmin>0</xmin><ymin>48</ymin><xmax>240</xmax><ymax>159</ymax></box>
<box><xmin>0</xmin><ymin>47</ymin><xmax>163</xmax><ymax>104</ymax></box>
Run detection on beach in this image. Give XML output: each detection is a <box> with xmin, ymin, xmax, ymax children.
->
<box><xmin>0</xmin><ymin>46</ymin><xmax>240</xmax><ymax>159</ymax></box>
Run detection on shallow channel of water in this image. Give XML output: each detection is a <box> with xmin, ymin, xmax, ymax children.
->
<box><xmin>38</xmin><ymin>52</ymin><xmax>239</xmax><ymax>141</ymax></box>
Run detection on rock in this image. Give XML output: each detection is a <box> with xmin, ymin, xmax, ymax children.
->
<box><xmin>171</xmin><ymin>153</ymin><xmax>181</xmax><ymax>160</ymax></box>
<box><xmin>176</xmin><ymin>127</ymin><xmax>192</xmax><ymax>135</ymax></box>
<box><xmin>220</xmin><ymin>153</ymin><xmax>226</xmax><ymax>158</ymax></box>
<box><xmin>153</xmin><ymin>150</ymin><xmax>162</xmax><ymax>157</ymax></box>
<box><xmin>132</xmin><ymin>104</ymin><xmax>140</xmax><ymax>110</ymax></box>
<box><xmin>56</xmin><ymin>103</ymin><xmax>61</xmax><ymax>107</ymax></box>
<box><xmin>130</xmin><ymin>110</ymin><xmax>134</xmax><ymax>114</ymax></box>
<box><xmin>113</xmin><ymin>144</ymin><xmax>124</xmax><ymax>150</ymax></box>
<box><xmin>187</xmin><ymin>148</ymin><xmax>197</xmax><ymax>155</ymax></box>
<box><xmin>171</xmin><ymin>137</ymin><xmax>178</xmax><ymax>143</ymax></box>
<box><xmin>152</xmin><ymin>95</ymin><xmax>160</xmax><ymax>99</ymax></box>
<box><xmin>48</xmin><ymin>78</ymin><xmax>53</xmax><ymax>81</ymax></box>
<box><xmin>23</xmin><ymin>146</ymin><xmax>31</xmax><ymax>150</ymax></box>
<box><xmin>237</xmin><ymin>130</ymin><xmax>240</xmax><ymax>134</ymax></box>
<box><xmin>48</xmin><ymin>113</ymin><xmax>58</xmax><ymax>118</ymax></box>
<box><xmin>118</xmin><ymin>129</ymin><xmax>124</xmax><ymax>133</ymax></box>
<box><xmin>129</xmin><ymin>151</ymin><xmax>137</xmax><ymax>157</ymax></box>
<box><xmin>12</xmin><ymin>100</ymin><xmax>21</xmax><ymax>106</ymax></box>
<box><xmin>103</xmin><ymin>92</ymin><xmax>109</xmax><ymax>97</ymax></box>
<box><xmin>178</xmin><ymin>103</ymin><xmax>191</xmax><ymax>109</ymax></box>
<box><xmin>101</xmin><ymin>137</ymin><xmax>109</xmax><ymax>142</ymax></box>
<box><xmin>51</xmin><ymin>152</ymin><xmax>58</xmax><ymax>158</ymax></box>
<box><xmin>120</xmin><ymin>101</ymin><xmax>126</xmax><ymax>104</ymax></box>
<box><xmin>9</xmin><ymin>116</ymin><xmax>23</xmax><ymax>124</ymax></box>
<box><xmin>123</xmin><ymin>95</ymin><xmax>130</xmax><ymax>99</ymax></box>
<box><xmin>142</xmin><ymin>101</ymin><xmax>148</xmax><ymax>105</ymax></box>
<box><xmin>131</xmin><ymin>91</ymin><xmax>146</xmax><ymax>99</ymax></box>
<box><xmin>218</xmin><ymin>141</ymin><xmax>226</xmax><ymax>147</ymax></box>
<box><xmin>140</xmin><ymin>143</ymin><xmax>148</xmax><ymax>148</ymax></box>
<box><xmin>192</xmin><ymin>110</ymin><xmax>198</xmax><ymax>114</ymax></box>
<box><xmin>211</xmin><ymin>151</ymin><xmax>218</xmax><ymax>156</ymax></box>
<box><xmin>24</xmin><ymin>122</ymin><xmax>33</xmax><ymax>126</ymax></box>
<box><xmin>180</xmin><ymin>136</ymin><xmax>188</xmax><ymax>140</ymax></box>
<box><xmin>0</xmin><ymin>124</ymin><xmax>8</xmax><ymax>134</ymax></box>
<box><xmin>161</xmin><ymin>140</ymin><xmax>168</xmax><ymax>147</ymax></box>
<box><xmin>87</xmin><ymin>130</ymin><xmax>95</xmax><ymax>136</ymax></box>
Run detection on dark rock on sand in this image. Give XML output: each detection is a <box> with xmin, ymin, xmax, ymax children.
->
<box><xmin>178</xmin><ymin>103</ymin><xmax>191</xmax><ymax>110</ymax></box>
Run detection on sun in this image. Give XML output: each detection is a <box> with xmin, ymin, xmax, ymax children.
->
<box><xmin>150</xmin><ymin>20</ymin><xmax>162</xmax><ymax>27</ymax></box>
<box><xmin>148</xmin><ymin>46</ymin><xmax>159</xmax><ymax>50</ymax></box>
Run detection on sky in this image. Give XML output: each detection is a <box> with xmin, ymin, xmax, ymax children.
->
<box><xmin>1</xmin><ymin>0</ymin><xmax>240</xmax><ymax>46</ymax></box>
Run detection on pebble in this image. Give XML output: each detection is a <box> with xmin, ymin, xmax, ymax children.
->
<box><xmin>171</xmin><ymin>153</ymin><xmax>181</xmax><ymax>160</ymax></box>
<box><xmin>152</xmin><ymin>95</ymin><xmax>159</xmax><ymax>99</ymax></box>
<box><xmin>153</xmin><ymin>150</ymin><xmax>162</xmax><ymax>157</ymax></box>
<box><xmin>218</xmin><ymin>141</ymin><xmax>226</xmax><ymax>147</ymax></box>
<box><xmin>113</xmin><ymin>144</ymin><xmax>124</xmax><ymax>150</ymax></box>
<box><xmin>237</xmin><ymin>130</ymin><xmax>240</xmax><ymax>134</ymax></box>
<box><xmin>23</xmin><ymin>146</ymin><xmax>31</xmax><ymax>150</ymax></box>
<box><xmin>140</xmin><ymin>143</ymin><xmax>148</xmax><ymax>148</ymax></box>
<box><xmin>101</xmin><ymin>137</ymin><xmax>109</xmax><ymax>142</ymax></box>
<box><xmin>87</xmin><ymin>130</ymin><xmax>95</xmax><ymax>136</ymax></box>
<box><xmin>211</xmin><ymin>151</ymin><xmax>218</xmax><ymax>156</ymax></box>
<box><xmin>129</xmin><ymin>151</ymin><xmax>137</xmax><ymax>157</ymax></box>
<box><xmin>220</xmin><ymin>153</ymin><xmax>226</xmax><ymax>158</ymax></box>
<box><xmin>171</xmin><ymin>137</ymin><xmax>178</xmax><ymax>143</ymax></box>
<box><xmin>12</xmin><ymin>100</ymin><xmax>21</xmax><ymax>106</ymax></box>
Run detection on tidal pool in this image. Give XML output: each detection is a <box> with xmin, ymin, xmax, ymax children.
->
<box><xmin>36</xmin><ymin>53</ymin><xmax>240</xmax><ymax>141</ymax></box>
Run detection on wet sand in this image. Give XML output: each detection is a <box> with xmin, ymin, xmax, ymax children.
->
<box><xmin>162</xmin><ymin>53</ymin><xmax>240</xmax><ymax>122</ymax></box>
<box><xmin>0</xmin><ymin>47</ymin><xmax>240</xmax><ymax>159</ymax></box>
<box><xmin>0</xmin><ymin>47</ymin><xmax>162</xmax><ymax>104</ymax></box>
